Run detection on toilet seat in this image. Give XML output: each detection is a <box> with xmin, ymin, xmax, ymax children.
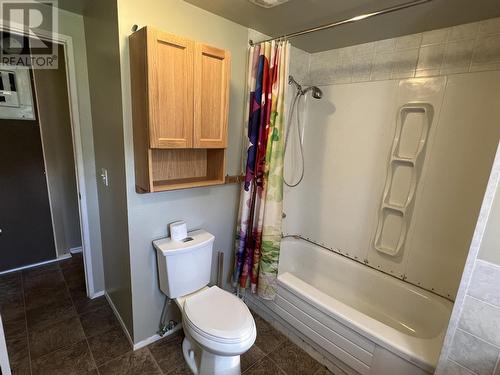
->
<box><xmin>182</xmin><ymin>286</ymin><xmax>256</xmax><ymax>355</ymax></box>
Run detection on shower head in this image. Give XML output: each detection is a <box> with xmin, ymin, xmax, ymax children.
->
<box><xmin>303</xmin><ymin>85</ymin><xmax>323</xmax><ymax>99</ymax></box>
<box><xmin>289</xmin><ymin>75</ymin><xmax>322</xmax><ymax>99</ymax></box>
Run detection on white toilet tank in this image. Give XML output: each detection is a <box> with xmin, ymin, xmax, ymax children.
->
<box><xmin>153</xmin><ymin>229</ymin><xmax>215</xmax><ymax>298</ymax></box>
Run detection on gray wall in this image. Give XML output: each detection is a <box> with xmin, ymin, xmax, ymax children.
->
<box><xmin>117</xmin><ymin>0</ymin><xmax>248</xmax><ymax>342</ymax></box>
<box><xmin>436</xmin><ymin>143</ymin><xmax>500</xmax><ymax>375</ymax></box>
<box><xmin>57</xmin><ymin>8</ymin><xmax>105</xmax><ymax>293</ymax></box>
<box><xmin>35</xmin><ymin>44</ymin><xmax>81</xmax><ymax>257</ymax></box>
<box><xmin>84</xmin><ymin>0</ymin><xmax>133</xmax><ymax>337</ymax></box>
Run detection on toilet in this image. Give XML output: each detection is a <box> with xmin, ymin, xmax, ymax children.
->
<box><xmin>153</xmin><ymin>229</ymin><xmax>256</xmax><ymax>375</ymax></box>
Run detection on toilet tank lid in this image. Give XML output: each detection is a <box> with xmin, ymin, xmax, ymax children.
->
<box><xmin>153</xmin><ymin>229</ymin><xmax>214</xmax><ymax>255</ymax></box>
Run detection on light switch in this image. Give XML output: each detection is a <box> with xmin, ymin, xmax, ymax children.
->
<box><xmin>100</xmin><ymin>168</ymin><xmax>109</xmax><ymax>187</ymax></box>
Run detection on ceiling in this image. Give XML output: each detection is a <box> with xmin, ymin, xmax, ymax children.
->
<box><xmin>183</xmin><ymin>0</ymin><xmax>500</xmax><ymax>52</ymax></box>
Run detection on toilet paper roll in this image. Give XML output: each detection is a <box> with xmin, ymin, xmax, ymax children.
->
<box><xmin>170</xmin><ymin>221</ymin><xmax>187</xmax><ymax>241</ymax></box>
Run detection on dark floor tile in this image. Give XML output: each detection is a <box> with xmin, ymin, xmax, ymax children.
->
<box><xmin>22</xmin><ymin>263</ymin><xmax>59</xmax><ymax>280</ymax></box>
<box><xmin>241</xmin><ymin>344</ymin><xmax>266</xmax><ymax>373</ymax></box>
<box><xmin>253</xmin><ymin>315</ymin><xmax>287</xmax><ymax>354</ymax></box>
<box><xmin>269</xmin><ymin>341</ymin><xmax>321</xmax><ymax>375</ymax></box>
<box><xmin>71</xmin><ymin>290</ymin><xmax>107</xmax><ymax>315</ymax></box>
<box><xmin>61</xmin><ymin>262</ymin><xmax>84</xmax><ymax>277</ymax></box>
<box><xmin>23</xmin><ymin>270</ymin><xmax>65</xmax><ymax>292</ymax></box>
<box><xmin>80</xmin><ymin>304</ymin><xmax>120</xmax><ymax>338</ymax></box>
<box><xmin>87</xmin><ymin>326</ymin><xmax>131</xmax><ymax>366</ymax></box>
<box><xmin>66</xmin><ymin>275</ymin><xmax>87</xmax><ymax>292</ymax></box>
<box><xmin>26</xmin><ymin>296</ymin><xmax>76</xmax><ymax>331</ymax></box>
<box><xmin>31</xmin><ymin>340</ymin><xmax>96</xmax><ymax>375</ymax></box>
<box><xmin>0</xmin><ymin>289</ymin><xmax>23</xmax><ymax>310</ymax></box>
<box><xmin>3</xmin><ymin>314</ymin><xmax>26</xmax><ymax>339</ymax></box>
<box><xmin>244</xmin><ymin>357</ymin><xmax>286</xmax><ymax>375</ymax></box>
<box><xmin>23</xmin><ymin>265</ymin><xmax>62</xmax><ymax>285</ymax></box>
<box><xmin>29</xmin><ymin>315</ymin><xmax>86</xmax><ymax>359</ymax></box>
<box><xmin>314</xmin><ymin>367</ymin><xmax>339</xmax><ymax>375</ymax></box>
<box><xmin>0</xmin><ymin>293</ymin><xmax>25</xmax><ymax>322</ymax></box>
<box><xmin>98</xmin><ymin>348</ymin><xmax>162</xmax><ymax>375</ymax></box>
<box><xmin>59</xmin><ymin>254</ymin><xmax>83</xmax><ymax>270</ymax></box>
<box><xmin>11</xmin><ymin>358</ymin><xmax>31</xmax><ymax>375</ymax></box>
<box><xmin>148</xmin><ymin>333</ymin><xmax>185</xmax><ymax>374</ymax></box>
<box><xmin>168</xmin><ymin>362</ymin><xmax>194</xmax><ymax>375</ymax></box>
<box><xmin>6</xmin><ymin>334</ymin><xmax>29</xmax><ymax>369</ymax></box>
<box><xmin>0</xmin><ymin>272</ymin><xmax>22</xmax><ymax>295</ymax></box>
<box><xmin>24</xmin><ymin>284</ymin><xmax>70</xmax><ymax>310</ymax></box>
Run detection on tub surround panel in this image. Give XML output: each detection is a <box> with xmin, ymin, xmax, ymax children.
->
<box><xmin>284</xmin><ymin>15</ymin><xmax>500</xmax><ymax>301</ymax></box>
<box><xmin>284</xmin><ymin>71</ymin><xmax>500</xmax><ymax>299</ymax></box>
<box><xmin>307</xmin><ymin>17</ymin><xmax>500</xmax><ymax>86</ymax></box>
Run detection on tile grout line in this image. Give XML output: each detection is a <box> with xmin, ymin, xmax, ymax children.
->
<box><xmin>145</xmin><ymin>346</ymin><xmax>166</xmax><ymax>375</ymax></box>
<box><xmin>466</xmin><ymin>293</ymin><xmax>500</xmax><ymax>310</ymax></box>
<box><xmin>59</xmin><ymin>260</ymin><xmax>101</xmax><ymax>375</ymax></box>
<box><xmin>456</xmin><ymin>327</ymin><xmax>500</xmax><ymax>350</ymax></box>
<box><xmin>259</xmin><ymin>339</ymin><xmax>291</xmax><ymax>374</ymax></box>
<box><xmin>448</xmin><ymin>359</ymin><xmax>480</xmax><ymax>375</ymax></box>
<box><xmin>20</xmin><ymin>272</ymin><xmax>33</xmax><ymax>375</ymax></box>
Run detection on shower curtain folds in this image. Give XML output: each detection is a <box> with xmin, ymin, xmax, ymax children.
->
<box><xmin>233</xmin><ymin>40</ymin><xmax>290</xmax><ymax>300</ymax></box>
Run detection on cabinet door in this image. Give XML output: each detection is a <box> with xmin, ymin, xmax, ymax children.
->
<box><xmin>149</xmin><ymin>29</ymin><xmax>194</xmax><ymax>148</ymax></box>
<box><xmin>193</xmin><ymin>43</ymin><xmax>231</xmax><ymax>148</ymax></box>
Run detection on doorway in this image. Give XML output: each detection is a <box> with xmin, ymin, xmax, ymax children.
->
<box><xmin>0</xmin><ymin>28</ymin><xmax>96</xmax><ymax>297</ymax></box>
<box><xmin>0</xmin><ymin>44</ymin><xmax>82</xmax><ymax>271</ymax></box>
<box><xmin>0</xmin><ymin>69</ymin><xmax>57</xmax><ymax>270</ymax></box>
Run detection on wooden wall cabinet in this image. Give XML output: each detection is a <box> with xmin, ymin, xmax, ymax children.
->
<box><xmin>129</xmin><ymin>26</ymin><xmax>231</xmax><ymax>193</ymax></box>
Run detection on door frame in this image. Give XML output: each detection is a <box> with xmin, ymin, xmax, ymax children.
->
<box><xmin>0</xmin><ymin>22</ymin><xmax>97</xmax><ymax>297</ymax></box>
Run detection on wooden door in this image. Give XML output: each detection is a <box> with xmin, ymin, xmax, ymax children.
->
<box><xmin>193</xmin><ymin>43</ymin><xmax>230</xmax><ymax>148</ymax></box>
<box><xmin>0</xmin><ymin>119</ymin><xmax>56</xmax><ymax>272</ymax></box>
<box><xmin>149</xmin><ymin>29</ymin><xmax>194</xmax><ymax>149</ymax></box>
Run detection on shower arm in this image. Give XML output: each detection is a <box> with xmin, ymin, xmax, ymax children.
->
<box><xmin>249</xmin><ymin>0</ymin><xmax>432</xmax><ymax>46</ymax></box>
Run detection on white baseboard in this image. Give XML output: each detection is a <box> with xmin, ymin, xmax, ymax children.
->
<box><xmin>0</xmin><ymin>313</ymin><xmax>11</xmax><ymax>375</ymax></box>
<box><xmin>104</xmin><ymin>292</ymin><xmax>182</xmax><ymax>351</ymax></box>
<box><xmin>69</xmin><ymin>246</ymin><xmax>83</xmax><ymax>254</ymax></box>
<box><xmin>105</xmin><ymin>292</ymin><xmax>134</xmax><ymax>348</ymax></box>
<box><xmin>90</xmin><ymin>290</ymin><xmax>104</xmax><ymax>299</ymax></box>
<box><xmin>133</xmin><ymin>324</ymin><xmax>183</xmax><ymax>351</ymax></box>
<box><xmin>0</xmin><ymin>254</ymin><xmax>71</xmax><ymax>276</ymax></box>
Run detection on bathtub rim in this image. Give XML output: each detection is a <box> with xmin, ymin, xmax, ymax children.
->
<box><xmin>281</xmin><ymin>234</ymin><xmax>455</xmax><ymax>302</ymax></box>
<box><xmin>277</xmin><ymin>237</ymin><xmax>453</xmax><ymax>372</ymax></box>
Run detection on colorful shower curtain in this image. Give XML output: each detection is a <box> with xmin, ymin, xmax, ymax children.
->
<box><xmin>232</xmin><ymin>40</ymin><xmax>289</xmax><ymax>300</ymax></box>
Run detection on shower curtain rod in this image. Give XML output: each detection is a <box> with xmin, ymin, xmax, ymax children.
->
<box><xmin>248</xmin><ymin>0</ymin><xmax>432</xmax><ymax>46</ymax></box>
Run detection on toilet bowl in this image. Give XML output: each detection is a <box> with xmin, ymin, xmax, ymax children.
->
<box><xmin>176</xmin><ymin>286</ymin><xmax>256</xmax><ymax>374</ymax></box>
<box><xmin>153</xmin><ymin>229</ymin><xmax>256</xmax><ymax>375</ymax></box>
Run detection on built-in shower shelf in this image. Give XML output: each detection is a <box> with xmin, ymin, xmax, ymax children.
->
<box><xmin>374</xmin><ymin>103</ymin><xmax>434</xmax><ymax>256</ymax></box>
<box><xmin>382</xmin><ymin>203</ymin><xmax>406</xmax><ymax>214</ymax></box>
<box><xmin>392</xmin><ymin>157</ymin><xmax>415</xmax><ymax>165</ymax></box>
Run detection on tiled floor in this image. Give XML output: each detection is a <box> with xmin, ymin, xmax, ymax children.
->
<box><xmin>0</xmin><ymin>254</ymin><xmax>333</xmax><ymax>375</ymax></box>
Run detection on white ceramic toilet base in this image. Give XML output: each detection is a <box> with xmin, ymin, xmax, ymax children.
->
<box><xmin>182</xmin><ymin>337</ymin><xmax>199</xmax><ymax>374</ymax></box>
<box><xmin>182</xmin><ymin>337</ymin><xmax>241</xmax><ymax>375</ymax></box>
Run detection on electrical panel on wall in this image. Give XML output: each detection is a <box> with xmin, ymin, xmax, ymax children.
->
<box><xmin>0</xmin><ymin>66</ymin><xmax>35</xmax><ymax>120</ymax></box>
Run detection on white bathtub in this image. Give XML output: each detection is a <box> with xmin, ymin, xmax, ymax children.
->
<box><xmin>268</xmin><ymin>237</ymin><xmax>452</xmax><ymax>374</ymax></box>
